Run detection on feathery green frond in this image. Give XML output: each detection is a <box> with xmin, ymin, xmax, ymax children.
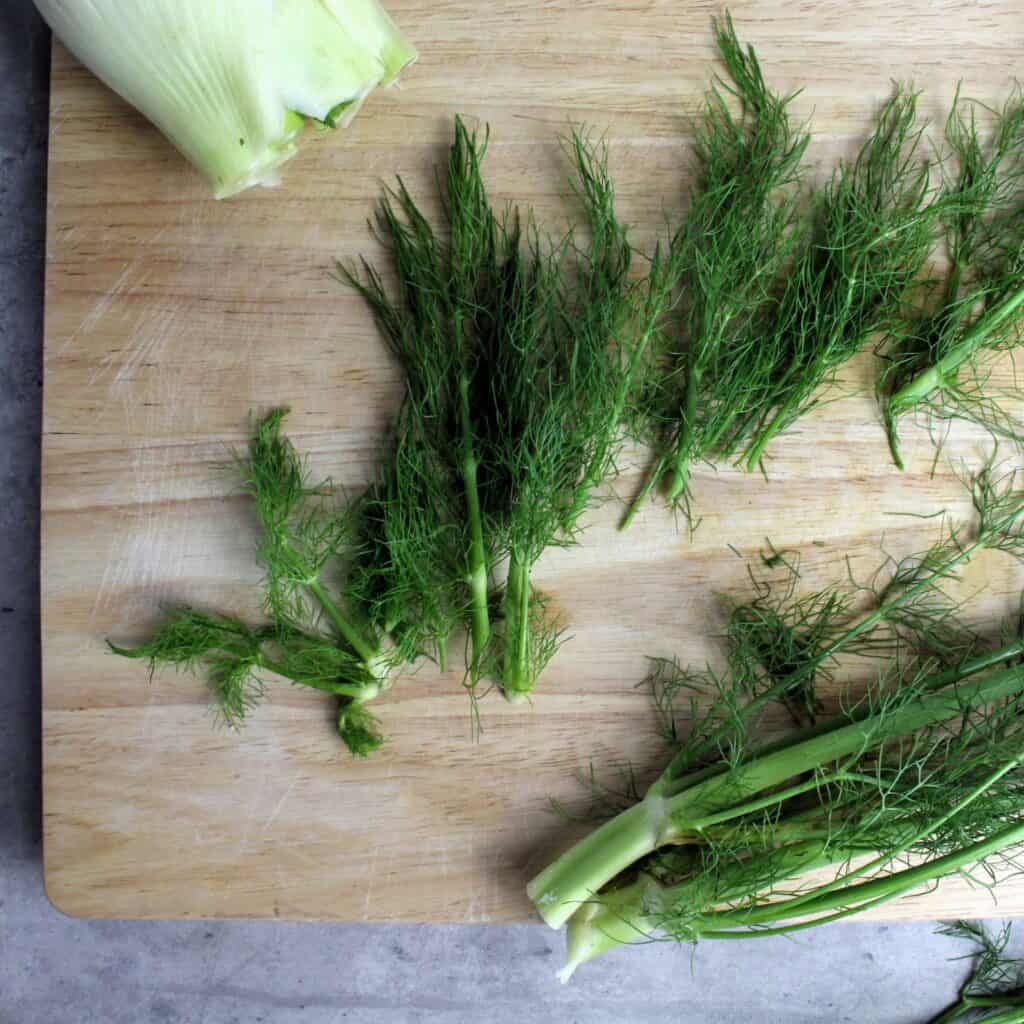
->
<box><xmin>742</xmin><ymin>86</ymin><xmax>952</xmax><ymax>471</ymax></box>
<box><xmin>882</xmin><ymin>87</ymin><xmax>1024</xmax><ymax>469</ymax></box>
<box><xmin>343</xmin><ymin>115</ymin><xmax>646</xmax><ymax>699</ymax></box>
<box><xmin>110</xmin><ymin>608</ymin><xmax>266</xmax><ymax>727</ymax></box>
<box><xmin>930</xmin><ymin>921</ymin><xmax>1024</xmax><ymax>1023</ymax></box>
<box><xmin>627</xmin><ymin>13</ymin><xmax>810</xmax><ymax>522</ymax></box>
<box><xmin>113</xmin><ymin>412</ymin><xmax>392</xmax><ymax>755</ymax></box>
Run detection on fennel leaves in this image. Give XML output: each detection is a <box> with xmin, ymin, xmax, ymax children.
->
<box><xmin>343</xmin><ymin>117</ymin><xmax>668</xmax><ymax>699</ymax></box>
<box><xmin>932</xmin><ymin>921</ymin><xmax>1024</xmax><ymax>1024</ymax></box>
<box><xmin>881</xmin><ymin>87</ymin><xmax>1024</xmax><ymax>469</ymax></box>
<box><xmin>627</xmin><ymin>14</ymin><xmax>810</xmax><ymax>521</ymax></box>
<box><xmin>625</xmin><ymin>17</ymin><xmax>1021</xmax><ymax>525</ymax></box>
<box><xmin>114</xmin><ymin>118</ymin><xmax>664</xmax><ymax>740</ymax></box>
<box><xmin>112</xmin><ymin>410</ymin><xmax>396</xmax><ymax>755</ymax></box>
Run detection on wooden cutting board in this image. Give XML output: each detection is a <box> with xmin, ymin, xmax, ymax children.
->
<box><xmin>42</xmin><ymin>1</ymin><xmax>1024</xmax><ymax>923</ymax></box>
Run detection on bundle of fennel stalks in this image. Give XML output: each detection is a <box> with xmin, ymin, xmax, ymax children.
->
<box><xmin>530</xmin><ymin>466</ymin><xmax>1024</xmax><ymax>979</ymax></box>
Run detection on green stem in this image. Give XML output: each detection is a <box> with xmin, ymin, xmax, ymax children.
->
<box><xmin>883</xmin><ymin>264</ymin><xmax>974</xmax><ymax>473</ymax></box>
<box><xmin>711</xmin><ymin>747</ymin><xmax>1024</xmax><ymax>927</ymax></box>
<box><xmin>891</xmin><ymin>285</ymin><xmax>1024</xmax><ymax>416</ymax></box>
<box><xmin>711</xmin><ymin>819</ymin><xmax>1024</xmax><ymax>931</ymax></box>
<box><xmin>666</xmin><ymin>364</ymin><xmax>701</xmax><ymax>503</ymax></box>
<box><xmin>658</xmin><ymin>534</ymin><xmax>996</xmax><ymax>785</ymax></box>
<box><xmin>884</xmin><ymin>398</ymin><xmax>907</xmax><ymax>471</ymax></box>
<box><xmin>717</xmin><ymin>639</ymin><xmax>1024</xmax><ymax>774</ymax></box>
<box><xmin>528</xmin><ymin>799</ymin><xmax>665</xmax><ymax>930</ymax></box>
<box><xmin>957</xmin><ymin>1010</ymin><xmax>1024</xmax><ymax>1024</ymax></box>
<box><xmin>258</xmin><ymin>655</ymin><xmax>377</xmax><ymax>701</ymax></box>
<box><xmin>619</xmin><ymin>451</ymin><xmax>668</xmax><ymax>531</ymax></box>
<box><xmin>745</xmin><ymin>386</ymin><xmax>802</xmax><ymax>472</ymax></box>
<box><xmin>931</xmin><ymin>995</ymin><xmax>1024</xmax><ymax>1024</ymax></box>
<box><xmin>457</xmin><ymin>372</ymin><xmax>492</xmax><ymax>669</ymax></box>
<box><xmin>965</xmin><ymin>995</ymin><xmax>1024</xmax><ymax>1009</ymax></box>
<box><xmin>684</xmin><ymin>770</ymin><xmax>866</xmax><ymax>831</ymax></box>
<box><xmin>943</xmin><ymin>256</ymin><xmax>966</xmax><ymax>314</ymax></box>
<box><xmin>502</xmin><ymin>546</ymin><xmax>534</xmax><ymax>700</ymax></box>
<box><xmin>665</xmin><ymin>666</ymin><xmax>1024</xmax><ymax>805</ymax></box>
<box><xmin>702</xmin><ymin>407</ymin><xmax>749</xmax><ymax>462</ymax></box>
<box><xmin>929</xmin><ymin>1003</ymin><xmax>966</xmax><ymax>1024</ymax></box>
<box><xmin>306</xmin><ymin>580</ymin><xmax>379</xmax><ymax>667</ymax></box>
<box><xmin>698</xmin><ymin>890</ymin><xmax>928</xmax><ymax>938</ymax></box>
<box><xmin>577</xmin><ymin>312</ymin><xmax>666</xmax><ymax>533</ymax></box>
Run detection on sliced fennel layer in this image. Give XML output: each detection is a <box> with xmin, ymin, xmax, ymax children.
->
<box><xmin>35</xmin><ymin>0</ymin><xmax>417</xmax><ymax>198</ymax></box>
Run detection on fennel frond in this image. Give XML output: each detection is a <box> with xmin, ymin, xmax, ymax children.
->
<box><xmin>881</xmin><ymin>87</ymin><xmax>1024</xmax><ymax>469</ymax></box>
<box><xmin>931</xmin><ymin>921</ymin><xmax>1024</xmax><ymax>1024</ymax></box>
<box><xmin>626</xmin><ymin>14</ymin><xmax>809</xmax><ymax>524</ymax></box>
<box><xmin>343</xmin><ymin>116</ymin><xmax>660</xmax><ymax>699</ymax></box>
<box><xmin>112</xmin><ymin>410</ymin><xmax>392</xmax><ymax>755</ymax></box>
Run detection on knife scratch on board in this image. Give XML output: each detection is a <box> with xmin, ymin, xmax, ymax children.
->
<box><xmin>89</xmin><ymin>301</ymin><xmax>178</xmax><ymax>389</ymax></box>
<box><xmin>361</xmin><ymin>840</ymin><xmax>382</xmax><ymax>921</ymax></box>
<box><xmin>260</xmin><ymin>776</ymin><xmax>301</xmax><ymax>834</ymax></box>
<box><xmin>56</xmin><ymin>259</ymin><xmax>138</xmax><ymax>358</ymax></box>
<box><xmin>235</xmin><ymin>770</ymin><xmax>270</xmax><ymax>855</ymax></box>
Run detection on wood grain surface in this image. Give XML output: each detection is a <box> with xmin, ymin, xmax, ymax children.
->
<box><xmin>42</xmin><ymin>1</ymin><xmax>1024</xmax><ymax>922</ymax></box>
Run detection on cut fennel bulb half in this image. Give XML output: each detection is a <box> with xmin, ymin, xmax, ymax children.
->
<box><xmin>35</xmin><ymin>0</ymin><xmax>417</xmax><ymax>198</ymax></box>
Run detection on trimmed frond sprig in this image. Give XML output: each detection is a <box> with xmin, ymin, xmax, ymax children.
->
<box><xmin>112</xmin><ymin>410</ymin><xmax>393</xmax><ymax>755</ymax></box>
<box><xmin>881</xmin><ymin>87</ymin><xmax>1024</xmax><ymax>469</ymax></box>
<box><xmin>931</xmin><ymin>921</ymin><xmax>1024</xmax><ymax>1023</ymax></box>
<box><xmin>342</xmin><ymin>116</ymin><xmax>670</xmax><ymax>700</ymax></box>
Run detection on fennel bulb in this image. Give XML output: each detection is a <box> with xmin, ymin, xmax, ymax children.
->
<box><xmin>35</xmin><ymin>0</ymin><xmax>416</xmax><ymax>198</ymax></box>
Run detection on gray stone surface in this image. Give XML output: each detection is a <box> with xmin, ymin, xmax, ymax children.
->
<box><xmin>1</xmin><ymin>4</ymin><xmax>1021</xmax><ymax>1021</ymax></box>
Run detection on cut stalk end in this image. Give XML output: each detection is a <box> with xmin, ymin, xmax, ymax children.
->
<box><xmin>555</xmin><ymin>962</ymin><xmax>580</xmax><ymax>985</ymax></box>
<box><xmin>883</xmin><ymin>402</ymin><xmax>907</xmax><ymax>471</ymax></box>
<box><xmin>527</xmin><ymin>800</ymin><xmax>662</xmax><ymax>930</ymax></box>
<box><xmin>620</xmin><ymin>454</ymin><xmax>668</xmax><ymax>531</ymax></box>
<box><xmin>558</xmin><ymin>877</ymin><xmax>659</xmax><ymax>979</ymax></box>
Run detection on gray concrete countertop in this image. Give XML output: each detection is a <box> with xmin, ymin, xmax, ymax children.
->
<box><xmin>2</xmin><ymin>5</ymin><xmax>1020</xmax><ymax>1021</ymax></box>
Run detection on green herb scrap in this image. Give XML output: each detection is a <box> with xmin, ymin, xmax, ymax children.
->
<box><xmin>528</xmin><ymin>467</ymin><xmax>1024</xmax><ymax>980</ymax></box>
<box><xmin>931</xmin><ymin>921</ymin><xmax>1024</xmax><ymax>1024</ymax></box>
<box><xmin>738</xmin><ymin>86</ymin><xmax>951</xmax><ymax>470</ymax></box>
<box><xmin>881</xmin><ymin>87</ymin><xmax>1024</xmax><ymax>470</ymax></box>
<box><xmin>627</xmin><ymin>14</ymin><xmax>809</xmax><ymax>523</ymax></box>
<box><xmin>113</xmin><ymin>410</ymin><xmax>394</xmax><ymax>756</ymax></box>
<box><xmin>343</xmin><ymin>116</ymin><xmax>663</xmax><ymax>700</ymax></box>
